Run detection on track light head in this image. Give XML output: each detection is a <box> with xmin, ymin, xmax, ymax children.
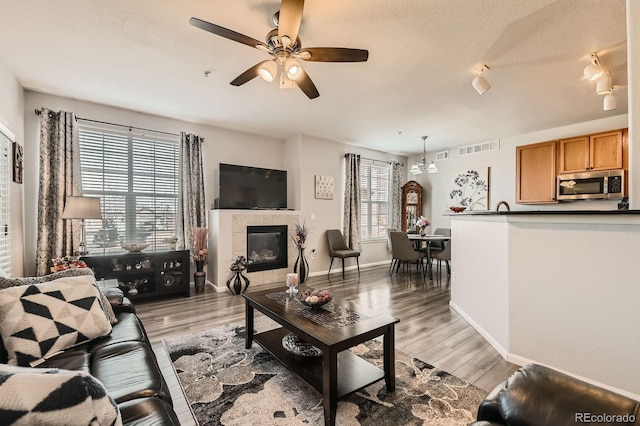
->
<box><xmin>472</xmin><ymin>64</ymin><xmax>491</xmax><ymax>95</ymax></box>
<box><xmin>604</xmin><ymin>91</ymin><xmax>617</xmax><ymax>111</ymax></box>
<box><xmin>583</xmin><ymin>52</ymin><xmax>605</xmax><ymax>81</ymax></box>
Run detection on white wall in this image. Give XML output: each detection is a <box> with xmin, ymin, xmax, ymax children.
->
<box><xmin>410</xmin><ymin>114</ymin><xmax>629</xmax><ymax>230</ymax></box>
<box><xmin>628</xmin><ymin>0</ymin><xmax>639</xmax><ymax>208</ymax></box>
<box><xmin>23</xmin><ymin>90</ymin><xmax>284</xmax><ymax>275</ymax></box>
<box><xmin>0</xmin><ymin>57</ymin><xmax>24</xmax><ymax>276</ymax></box>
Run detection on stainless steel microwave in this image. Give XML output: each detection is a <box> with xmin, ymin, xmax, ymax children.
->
<box><xmin>557</xmin><ymin>170</ymin><xmax>624</xmax><ymax>200</ymax></box>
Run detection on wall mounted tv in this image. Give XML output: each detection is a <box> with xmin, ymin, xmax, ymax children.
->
<box><xmin>218</xmin><ymin>163</ymin><xmax>287</xmax><ymax>209</ymax></box>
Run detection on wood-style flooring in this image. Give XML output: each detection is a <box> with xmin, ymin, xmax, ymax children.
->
<box><xmin>136</xmin><ymin>264</ymin><xmax>519</xmax><ymax>424</ymax></box>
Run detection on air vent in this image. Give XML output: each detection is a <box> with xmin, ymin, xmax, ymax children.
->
<box><xmin>435</xmin><ymin>151</ymin><xmax>449</xmax><ymax>161</ymax></box>
<box><xmin>458</xmin><ymin>140</ymin><xmax>500</xmax><ymax>156</ymax></box>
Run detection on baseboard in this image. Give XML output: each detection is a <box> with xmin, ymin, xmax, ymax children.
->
<box><xmin>309</xmin><ymin>260</ymin><xmax>390</xmax><ymax>277</ymax></box>
<box><xmin>450</xmin><ymin>301</ymin><xmax>640</xmax><ymax>401</ymax></box>
<box><xmin>448</xmin><ymin>301</ymin><xmax>509</xmax><ymax>359</ymax></box>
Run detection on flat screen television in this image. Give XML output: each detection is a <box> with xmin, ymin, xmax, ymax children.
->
<box><xmin>217</xmin><ymin>163</ymin><xmax>287</xmax><ymax>209</ymax></box>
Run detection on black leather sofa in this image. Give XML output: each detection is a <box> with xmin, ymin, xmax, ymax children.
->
<box><xmin>0</xmin><ymin>288</ymin><xmax>180</xmax><ymax>425</ymax></box>
<box><xmin>473</xmin><ymin>364</ymin><xmax>639</xmax><ymax>426</ymax></box>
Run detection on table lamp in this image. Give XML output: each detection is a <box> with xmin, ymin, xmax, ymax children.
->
<box><xmin>62</xmin><ymin>196</ymin><xmax>102</xmax><ymax>256</ymax></box>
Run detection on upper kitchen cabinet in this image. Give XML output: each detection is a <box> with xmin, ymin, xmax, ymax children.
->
<box><xmin>559</xmin><ymin>130</ymin><xmax>623</xmax><ymax>174</ymax></box>
<box><xmin>516</xmin><ymin>141</ymin><xmax>558</xmax><ymax>204</ymax></box>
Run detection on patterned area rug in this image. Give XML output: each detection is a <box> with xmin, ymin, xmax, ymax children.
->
<box><xmin>163</xmin><ymin>321</ymin><xmax>486</xmax><ymax>426</ymax></box>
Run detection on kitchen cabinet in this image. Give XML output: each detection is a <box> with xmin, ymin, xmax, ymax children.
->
<box><xmin>401</xmin><ymin>181</ymin><xmax>422</xmax><ymax>232</ymax></box>
<box><xmin>81</xmin><ymin>250</ymin><xmax>190</xmax><ymax>300</ymax></box>
<box><xmin>559</xmin><ymin>130</ymin><xmax>623</xmax><ymax>173</ymax></box>
<box><xmin>516</xmin><ymin>141</ymin><xmax>558</xmax><ymax>204</ymax></box>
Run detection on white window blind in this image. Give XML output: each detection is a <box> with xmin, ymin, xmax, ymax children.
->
<box><xmin>0</xmin><ymin>124</ymin><xmax>13</xmax><ymax>274</ymax></box>
<box><xmin>360</xmin><ymin>159</ymin><xmax>390</xmax><ymax>239</ymax></box>
<box><xmin>78</xmin><ymin>123</ymin><xmax>180</xmax><ymax>255</ymax></box>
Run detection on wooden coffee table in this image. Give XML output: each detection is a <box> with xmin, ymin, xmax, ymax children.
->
<box><xmin>244</xmin><ymin>287</ymin><xmax>399</xmax><ymax>426</ymax></box>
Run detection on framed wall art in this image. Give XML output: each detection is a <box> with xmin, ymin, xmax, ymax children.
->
<box><xmin>12</xmin><ymin>142</ymin><xmax>23</xmax><ymax>184</ymax></box>
<box><xmin>315</xmin><ymin>175</ymin><xmax>334</xmax><ymax>200</ymax></box>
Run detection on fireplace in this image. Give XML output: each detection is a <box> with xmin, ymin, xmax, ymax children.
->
<box><xmin>246</xmin><ymin>225</ymin><xmax>288</xmax><ymax>272</ymax></box>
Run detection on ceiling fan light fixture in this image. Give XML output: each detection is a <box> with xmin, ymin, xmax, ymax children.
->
<box><xmin>472</xmin><ymin>65</ymin><xmax>491</xmax><ymax>95</ymax></box>
<box><xmin>285</xmin><ymin>58</ymin><xmax>303</xmax><ymax>80</ymax></box>
<box><xmin>258</xmin><ymin>60</ymin><xmax>278</xmax><ymax>82</ymax></box>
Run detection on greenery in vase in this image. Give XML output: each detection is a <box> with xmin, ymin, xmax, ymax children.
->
<box><xmin>290</xmin><ymin>221</ymin><xmax>310</xmax><ymax>249</ymax></box>
<box><xmin>230</xmin><ymin>255</ymin><xmax>247</xmax><ymax>272</ymax></box>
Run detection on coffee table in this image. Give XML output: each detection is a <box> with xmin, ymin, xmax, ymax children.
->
<box><xmin>244</xmin><ymin>287</ymin><xmax>400</xmax><ymax>426</ymax></box>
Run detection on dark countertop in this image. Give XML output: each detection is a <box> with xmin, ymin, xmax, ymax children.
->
<box><xmin>447</xmin><ymin>209</ymin><xmax>640</xmax><ymax>216</ymax></box>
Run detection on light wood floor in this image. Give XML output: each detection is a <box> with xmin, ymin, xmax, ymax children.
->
<box><xmin>136</xmin><ymin>264</ymin><xmax>519</xmax><ymax>424</ymax></box>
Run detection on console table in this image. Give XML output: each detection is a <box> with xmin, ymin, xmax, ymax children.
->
<box><xmin>243</xmin><ymin>287</ymin><xmax>399</xmax><ymax>426</ymax></box>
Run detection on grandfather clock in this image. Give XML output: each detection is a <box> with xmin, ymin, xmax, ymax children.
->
<box><xmin>401</xmin><ymin>181</ymin><xmax>423</xmax><ymax>232</ymax></box>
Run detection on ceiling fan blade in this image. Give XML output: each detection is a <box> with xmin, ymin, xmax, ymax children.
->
<box><xmin>190</xmin><ymin>17</ymin><xmax>269</xmax><ymax>51</ymax></box>
<box><xmin>296</xmin><ymin>47</ymin><xmax>369</xmax><ymax>62</ymax></box>
<box><xmin>230</xmin><ymin>61</ymin><xmax>271</xmax><ymax>86</ymax></box>
<box><xmin>295</xmin><ymin>69</ymin><xmax>319</xmax><ymax>99</ymax></box>
<box><xmin>278</xmin><ymin>0</ymin><xmax>304</xmax><ymax>46</ymax></box>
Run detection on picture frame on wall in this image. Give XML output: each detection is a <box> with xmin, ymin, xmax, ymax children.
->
<box><xmin>315</xmin><ymin>175</ymin><xmax>334</xmax><ymax>199</ymax></box>
<box><xmin>12</xmin><ymin>141</ymin><xmax>23</xmax><ymax>184</ymax></box>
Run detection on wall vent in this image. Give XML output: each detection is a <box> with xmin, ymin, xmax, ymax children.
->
<box><xmin>458</xmin><ymin>140</ymin><xmax>500</xmax><ymax>156</ymax></box>
<box><xmin>435</xmin><ymin>151</ymin><xmax>449</xmax><ymax>161</ymax></box>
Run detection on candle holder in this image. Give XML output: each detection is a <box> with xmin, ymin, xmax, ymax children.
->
<box><xmin>285</xmin><ymin>273</ymin><xmax>299</xmax><ymax>294</ymax></box>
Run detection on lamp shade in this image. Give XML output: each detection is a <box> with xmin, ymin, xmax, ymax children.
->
<box><xmin>410</xmin><ymin>164</ymin><xmax>424</xmax><ymax>175</ymax></box>
<box><xmin>258</xmin><ymin>60</ymin><xmax>278</xmax><ymax>82</ymax></box>
<box><xmin>472</xmin><ymin>75</ymin><xmax>491</xmax><ymax>95</ymax></box>
<box><xmin>596</xmin><ymin>73</ymin><xmax>612</xmax><ymax>95</ymax></box>
<box><xmin>62</xmin><ymin>196</ymin><xmax>102</xmax><ymax>219</ymax></box>
<box><xmin>284</xmin><ymin>58</ymin><xmax>303</xmax><ymax>80</ymax></box>
<box><xmin>426</xmin><ymin>161</ymin><xmax>439</xmax><ymax>174</ymax></box>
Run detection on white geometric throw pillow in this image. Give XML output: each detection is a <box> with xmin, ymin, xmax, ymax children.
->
<box><xmin>0</xmin><ymin>364</ymin><xmax>122</xmax><ymax>426</ymax></box>
<box><xmin>0</xmin><ymin>275</ymin><xmax>113</xmax><ymax>367</ymax></box>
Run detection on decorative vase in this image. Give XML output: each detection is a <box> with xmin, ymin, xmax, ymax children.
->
<box><xmin>194</xmin><ymin>271</ymin><xmax>206</xmax><ymax>294</ymax></box>
<box><xmin>294</xmin><ymin>247</ymin><xmax>309</xmax><ymax>284</ymax></box>
<box><xmin>227</xmin><ymin>270</ymin><xmax>250</xmax><ymax>295</ymax></box>
<box><xmin>195</xmin><ymin>260</ymin><xmax>205</xmax><ymax>272</ymax></box>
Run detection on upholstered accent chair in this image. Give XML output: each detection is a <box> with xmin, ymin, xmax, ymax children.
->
<box><xmin>326</xmin><ymin>229</ymin><xmax>360</xmax><ymax>279</ymax></box>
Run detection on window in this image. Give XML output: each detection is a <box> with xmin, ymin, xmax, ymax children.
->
<box><xmin>78</xmin><ymin>123</ymin><xmax>180</xmax><ymax>255</ymax></box>
<box><xmin>360</xmin><ymin>160</ymin><xmax>390</xmax><ymax>239</ymax></box>
<box><xmin>0</xmin><ymin>125</ymin><xmax>12</xmax><ymax>274</ymax></box>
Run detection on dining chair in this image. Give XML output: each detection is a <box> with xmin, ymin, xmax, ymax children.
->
<box><xmin>431</xmin><ymin>239</ymin><xmax>451</xmax><ymax>277</ymax></box>
<box><xmin>386</xmin><ymin>228</ymin><xmax>398</xmax><ymax>273</ymax></box>
<box><xmin>389</xmin><ymin>231</ymin><xmax>425</xmax><ymax>276</ymax></box>
<box><xmin>326</xmin><ymin>229</ymin><xmax>360</xmax><ymax>279</ymax></box>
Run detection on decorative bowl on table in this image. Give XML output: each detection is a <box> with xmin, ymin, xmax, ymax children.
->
<box><xmin>449</xmin><ymin>206</ymin><xmax>467</xmax><ymax>213</ymax></box>
<box><xmin>122</xmin><ymin>243</ymin><xmax>149</xmax><ymax>253</ymax></box>
<box><xmin>297</xmin><ymin>289</ymin><xmax>333</xmax><ymax>308</ymax></box>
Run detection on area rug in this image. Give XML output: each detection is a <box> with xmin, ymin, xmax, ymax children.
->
<box><xmin>163</xmin><ymin>321</ymin><xmax>486</xmax><ymax>426</ymax></box>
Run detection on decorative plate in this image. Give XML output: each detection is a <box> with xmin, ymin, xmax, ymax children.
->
<box><xmin>122</xmin><ymin>243</ymin><xmax>149</xmax><ymax>252</ymax></box>
<box><xmin>281</xmin><ymin>333</ymin><xmax>323</xmax><ymax>357</ymax></box>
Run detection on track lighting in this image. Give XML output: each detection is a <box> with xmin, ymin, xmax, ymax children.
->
<box><xmin>258</xmin><ymin>60</ymin><xmax>278</xmax><ymax>82</ymax></box>
<box><xmin>472</xmin><ymin>65</ymin><xmax>491</xmax><ymax>95</ymax></box>
<box><xmin>411</xmin><ymin>136</ymin><xmax>438</xmax><ymax>175</ymax></box>
<box><xmin>583</xmin><ymin>52</ymin><xmax>605</xmax><ymax>81</ymax></box>
<box><xmin>604</xmin><ymin>90</ymin><xmax>617</xmax><ymax>111</ymax></box>
<box><xmin>595</xmin><ymin>71</ymin><xmax>612</xmax><ymax>95</ymax></box>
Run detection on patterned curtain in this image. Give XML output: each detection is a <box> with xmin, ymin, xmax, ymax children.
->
<box><xmin>390</xmin><ymin>161</ymin><xmax>403</xmax><ymax>231</ymax></box>
<box><xmin>35</xmin><ymin>109</ymin><xmax>81</xmax><ymax>276</ymax></box>
<box><xmin>343</xmin><ymin>153</ymin><xmax>361</xmax><ymax>251</ymax></box>
<box><xmin>177</xmin><ymin>132</ymin><xmax>206</xmax><ymax>251</ymax></box>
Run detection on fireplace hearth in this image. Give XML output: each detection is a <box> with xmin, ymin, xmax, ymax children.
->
<box><xmin>246</xmin><ymin>225</ymin><xmax>288</xmax><ymax>272</ymax></box>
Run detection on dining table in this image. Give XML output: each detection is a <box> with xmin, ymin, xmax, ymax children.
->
<box><xmin>407</xmin><ymin>234</ymin><xmax>451</xmax><ymax>279</ymax></box>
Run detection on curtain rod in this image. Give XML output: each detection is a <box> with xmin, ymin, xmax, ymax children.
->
<box><xmin>35</xmin><ymin>109</ymin><xmax>180</xmax><ymax>137</ymax></box>
<box><xmin>345</xmin><ymin>153</ymin><xmax>403</xmax><ymax>166</ymax></box>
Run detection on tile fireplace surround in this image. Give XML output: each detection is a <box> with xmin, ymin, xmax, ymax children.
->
<box><xmin>207</xmin><ymin>210</ymin><xmax>301</xmax><ymax>292</ymax></box>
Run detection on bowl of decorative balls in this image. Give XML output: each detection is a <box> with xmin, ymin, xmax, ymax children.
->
<box><xmin>297</xmin><ymin>289</ymin><xmax>333</xmax><ymax>308</ymax></box>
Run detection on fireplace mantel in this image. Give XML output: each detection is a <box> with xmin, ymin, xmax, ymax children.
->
<box><xmin>207</xmin><ymin>210</ymin><xmax>301</xmax><ymax>292</ymax></box>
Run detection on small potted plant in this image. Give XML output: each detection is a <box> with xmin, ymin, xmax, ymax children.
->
<box><xmin>227</xmin><ymin>255</ymin><xmax>250</xmax><ymax>295</ymax></box>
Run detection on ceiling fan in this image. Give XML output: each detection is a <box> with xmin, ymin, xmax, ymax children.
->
<box><xmin>190</xmin><ymin>0</ymin><xmax>369</xmax><ymax>99</ymax></box>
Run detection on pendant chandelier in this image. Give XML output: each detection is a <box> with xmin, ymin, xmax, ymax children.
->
<box><xmin>410</xmin><ymin>136</ymin><xmax>438</xmax><ymax>175</ymax></box>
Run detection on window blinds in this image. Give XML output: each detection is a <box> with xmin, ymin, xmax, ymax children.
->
<box><xmin>78</xmin><ymin>123</ymin><xmax>180</xmax><ymax>255</ymax></box>
<box><xmin>360</xmin><ymin>159</ymin><xmax>390</xmax><ymax>239</ymax></box>
<box><xmin>0</xmin><ymin>126</ymin><xmax>12</xmax><ymax>274</ymax></box>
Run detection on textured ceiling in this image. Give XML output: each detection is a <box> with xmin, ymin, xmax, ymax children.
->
<box><xmin>0</xmin><ymin>0</ymin><xmax>628</xmax><ymax>155</ymax></box>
